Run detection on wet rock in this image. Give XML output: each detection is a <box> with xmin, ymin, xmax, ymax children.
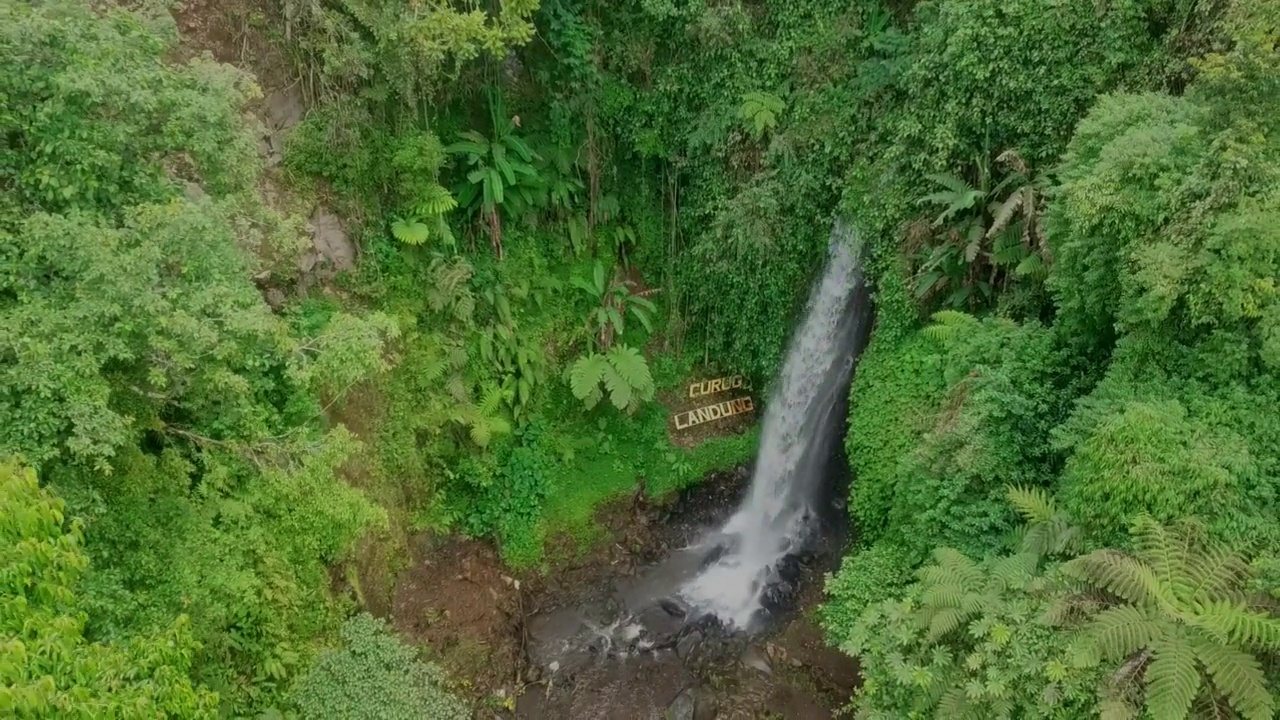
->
<box><xmin>635</xmin><ymin>604</ymin><xmax>685</xmax><ymax>648</ymax></box>
<box><xmin>525</xmin><ymin>608</ymin><xmax>596</xmax><ymax>676</ymax></box>
<box><xmin>263</xmin><ymin>287</ymin><xmax>287</xmax><ymax>312</ymax></box>
<box><xmin>694</xmin><ymin>690</ymin><xmax>719</xmax><ymax>720</ymax></box>
<box><xmin>697</xmin><ymin>542</ymin><xmax>730</xmax><ymax>570</ymax></box>
<box><xmin>665</xmin><ymin>688</ymin><xmax>697</xmax><ymax>720</ymax></box>
<box><xmin>760</xmin><ymin>580</ymin><xmax>797</xmax><ymax>612</ymax></box>
<box><xmin>676</xmin><ymin>630</ymin><xmax>702</xmax><ymax>661</ymax></box>
<box><xmin>660</xmin><ymin>597</ymin><xmax>688</xmax><ymax>619</ymax></box>
<box><xmin>740</xmin><ymin>644</ymin><xmax>772</xmax><ymax>677</ymax></box>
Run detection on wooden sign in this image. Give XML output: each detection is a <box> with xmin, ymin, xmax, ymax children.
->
<box><xmin>673</xmin><ymin>396</ymin><xmax>755</xmax><ymax>430</ymax></box>
<box><xmin>688</xmin><ymin>374</ymin><xmax>749</xmax><ymax>399</ymax></box>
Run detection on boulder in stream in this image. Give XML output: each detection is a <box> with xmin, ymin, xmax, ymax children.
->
<box><xmin>676</xmin><ymin>630</ymin><xmax>702</xmax><ymax>660</ymax></box>
<box><xmin>667</xmin><ymin>687</ymin><xmax>718</xmax><ymax>720</ymax></box>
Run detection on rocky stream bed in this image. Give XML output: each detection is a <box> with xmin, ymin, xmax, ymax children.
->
<box><xmin>387</xmin><ymin>466</ymin><xmax>858</xmax><ymax>719</ymax></box>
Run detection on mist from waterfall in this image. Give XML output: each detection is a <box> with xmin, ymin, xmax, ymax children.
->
<box><xmin>679</xmin><ymin>224</ymin><xmax>872</xmax><ymax>627</ymax></box>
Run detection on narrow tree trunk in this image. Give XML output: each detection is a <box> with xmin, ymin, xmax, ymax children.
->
<box><xmin>488</xmin><ymin>211</ymin><xmax>503</xmax><ymax>260</ymax></box>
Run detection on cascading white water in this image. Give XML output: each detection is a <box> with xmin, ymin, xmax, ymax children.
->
<box><xmin>679</xmin><ymin>224</ymin><xmax>872</xmax><ymax>627</ymax></box>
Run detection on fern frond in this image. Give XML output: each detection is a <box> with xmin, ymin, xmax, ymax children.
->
<box><xmin>447</xmin><ymin>344</ymin><xmax>468</xmax><ymax>370</ymax></box>
<box><xmin>1188</xmin><ymin>543</ymin><xmax>1251</xmax><ymax>605</ymax></box>
<box><xmin>1098</xmin><ymin>697</ymin><xmax>1140</xmax><ymax>720</ymax></box>
<box><xmin>924</xmin><ymin>607</ymin><xmax>969</xmax><ymax>641</ymax></box>
<box><xmin>921</xmin><ymin>309</ymin><xmax>977</xmax><ymax>342</ymax></box>
<box><xmin>1064</xmin><ymin>550</ymin><xmax>1163</xmax><ymax>606</ymax></box>
<box><xmin>1007</xmin><ymin>485</ymin><xmax>1056</xmax><ymax>525</ymax></box>
<box><xmin>1014</xmin><ymin>252</ymin><xmax>1046</xmax><ymax>279</ymax></box>
<box><xmin>416</xmin><ymin>343</ymin><xmax>449</xmax><ymax>386</ymax></box>
<box><xmin>935</xmin><ymin>685</ymin><xmax>971</xmax><ymax>720</ymax></box>
<box><xmin>416</xmin><ymin>184</ymin><xmax>458</xmax><ymax>217</ymax></box>
<box><xmin>924</xmin><ymin>173</ymin><xmax>971</xmax><ymax>196</ymax></box>
<box><xmin>1145</xmin><ymin>634</ymin><xmax>1202</xmax><ymax>720</ymax></box>
<box><xmin>1191</xmin><ymin>600</ymin><xmax>1280</xmax><ymax>649</ymax></box>
<box><xmin>479</xmin><ymin>384</ymin><xmax>505</xmax><ymax>415</ymax></box>
<box><xmin>1087</xmin><ymin>605</ymin><xmax>1162</xmax><ymax>662</ymax></box>
<box><xmin>920</xmin><ymin>548</ymin><xmax>983</xmax><ymax>592</ymax></box>
<box><xmin>1190</xmin><ymin>631</ymin><xmax>1274</xmax><ymax>720</ymax></box>
<box><xmin>446</xmin><ymin>375</ymin><xmax>468</xmax><ymax>403</ymax></box>
<box><xmin>986</xmin><ymin>191</ymin><xmax>1023</xmax><ymax>239</ymax></box>
<box><xmin>921</xmin><ymin>583</ymin><xmax>967</xmax><ymax>610</ymax></box>
<box><xmin>1131</xmin><ymin>515</ymin><xmax>1197</xmax><ymax>605</ymax></box>
<box><xmin>469</xmin><ymin>419</ymin><xmax>492</xmax><ymax>448</ymax></box>
<box><xmin>989</xmin><ymin>551</ymin><xmax>1037</xmax><ymax>591</ymax></box>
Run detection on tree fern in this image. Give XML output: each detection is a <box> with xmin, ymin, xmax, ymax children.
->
<box><xmin>1067</xmin><ymin>516</ymin><xmax>1279</xmax><ymax>720</ymax></box>
<box><xmin>1146</xmin><ymin>634</ymin><xmax>1202</xmax><ymax>719</ymax></box>
<box><xmin>738</xmin><ymin>91</ymin><xmax>784</xmax><ymax>140</ymax></box>
<box><xmin>1007</xmin><ymin>485</ymin><xmax>1081</xmax><ymax>560</ymax></box>
<box><xmin>921</xmin><ymin>309</ymin><xmax>977</xmax><ymax>343</ymax></box>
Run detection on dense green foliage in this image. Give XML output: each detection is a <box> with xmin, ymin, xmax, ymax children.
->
<box><xmin>4</xmin><ymin>0</ymin><xmax>1278</xmax><ymax>714</ymax></box>
<box><xmin>2</xmin><ymin>461</ymin><xmax>216</xmax><ymax>717</ymax></box>
<box><xmin>821</xmin><ymin>0</ymin><xmax>1280</xmax><ymax>716</ymax></box>
<box><xmin>2</xmin><ymin>1</ymin><xmax>398</xmax><ymax>715</ymax></box>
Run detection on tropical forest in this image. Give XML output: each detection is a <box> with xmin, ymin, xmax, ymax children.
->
<box><xmin>3</xmin><ymin>0</ymin><xmax>1279</xmax><ymax>717</ymax></box>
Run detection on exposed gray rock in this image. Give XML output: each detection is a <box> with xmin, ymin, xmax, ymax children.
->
<box><xmin>264</xmin><ymin>84</ymin><xmax>305</xmax><ymax>131</ymax></box>
<box><xmin>665</xmin><ymin>688</ymin><xmax>697</xmax><ymax>720</ymax></box>
<box><xmin>635</xmin><ymin>603</ymin><xmax>685</xmax><ymax>648</ymax></box>
<box><xmin>740</xmin><ymin>644</ymin><xmax>772</xmax><ymax>677</ymax></box>
<box><xmin>264</xmin><ymin>288</ymin><xmax>287</xmax><ymax>312</ymax></box>
<box><xmin>258</xmin><ymin>85</ymin><xmax>305</xmax><ymax>166</ymax></box>
<box><xmin>693</xmin><ymin>689</ymin><xmax>719</xmax><ymax>720</ymax></box>
<box><xmin>676</xmin><ymin>630</ymin><xmax>702</xmax><ymax>660</ymax></box>
<box><xmin>301</xmin><ymin>207</ymin><xmax>355</xmax><ymax>273</ymax></box>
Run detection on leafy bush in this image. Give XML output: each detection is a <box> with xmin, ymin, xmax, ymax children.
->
<box><xmin>845</xmin><ymin>491</ymin><xmax>1098</xmax><ymax>719</ymax></box>
<box><xmin>1057</xmin><ymin>399</ymin><xmax>1258</xmax><ymax>548</ymax></box>
<box><xmin>293</xmin><ymin>614</ymin><xmax>468</xmax><ymax>720</ymax></box>
<box><xmin>848</xmin><ymin>313</ymin><xmax>1071</xmax><ymax>560</ymax></box>
<box><xmin>2</xmin><ymin>460</ymin><xmax>217</xmax><ymax>718</ymax></box>
<box><xmin>821</xmin><ymin>542</ymin><xmax>916</xmax><ymax>648</ymax></box>
<box><xmin>568</xmin><ymin>345</ymin><xmax>656</xmax><ymax>414</ymax></box>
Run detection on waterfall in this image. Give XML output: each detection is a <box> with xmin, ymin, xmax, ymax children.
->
<box><xmin>679</xmin><ymin>224</ymin><xmax>873</xmax><ymax>627</ymax></box>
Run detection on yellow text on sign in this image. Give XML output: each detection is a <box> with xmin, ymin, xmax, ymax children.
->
<box><xmin>673</xmin><ymin>396</ymin><xmax>755</xmax><ymax>430</ymax></box>
<box><xmin>688</xmin><ymin>374</ymin><xmax>748</xmax><ymax>399</ymax></box>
